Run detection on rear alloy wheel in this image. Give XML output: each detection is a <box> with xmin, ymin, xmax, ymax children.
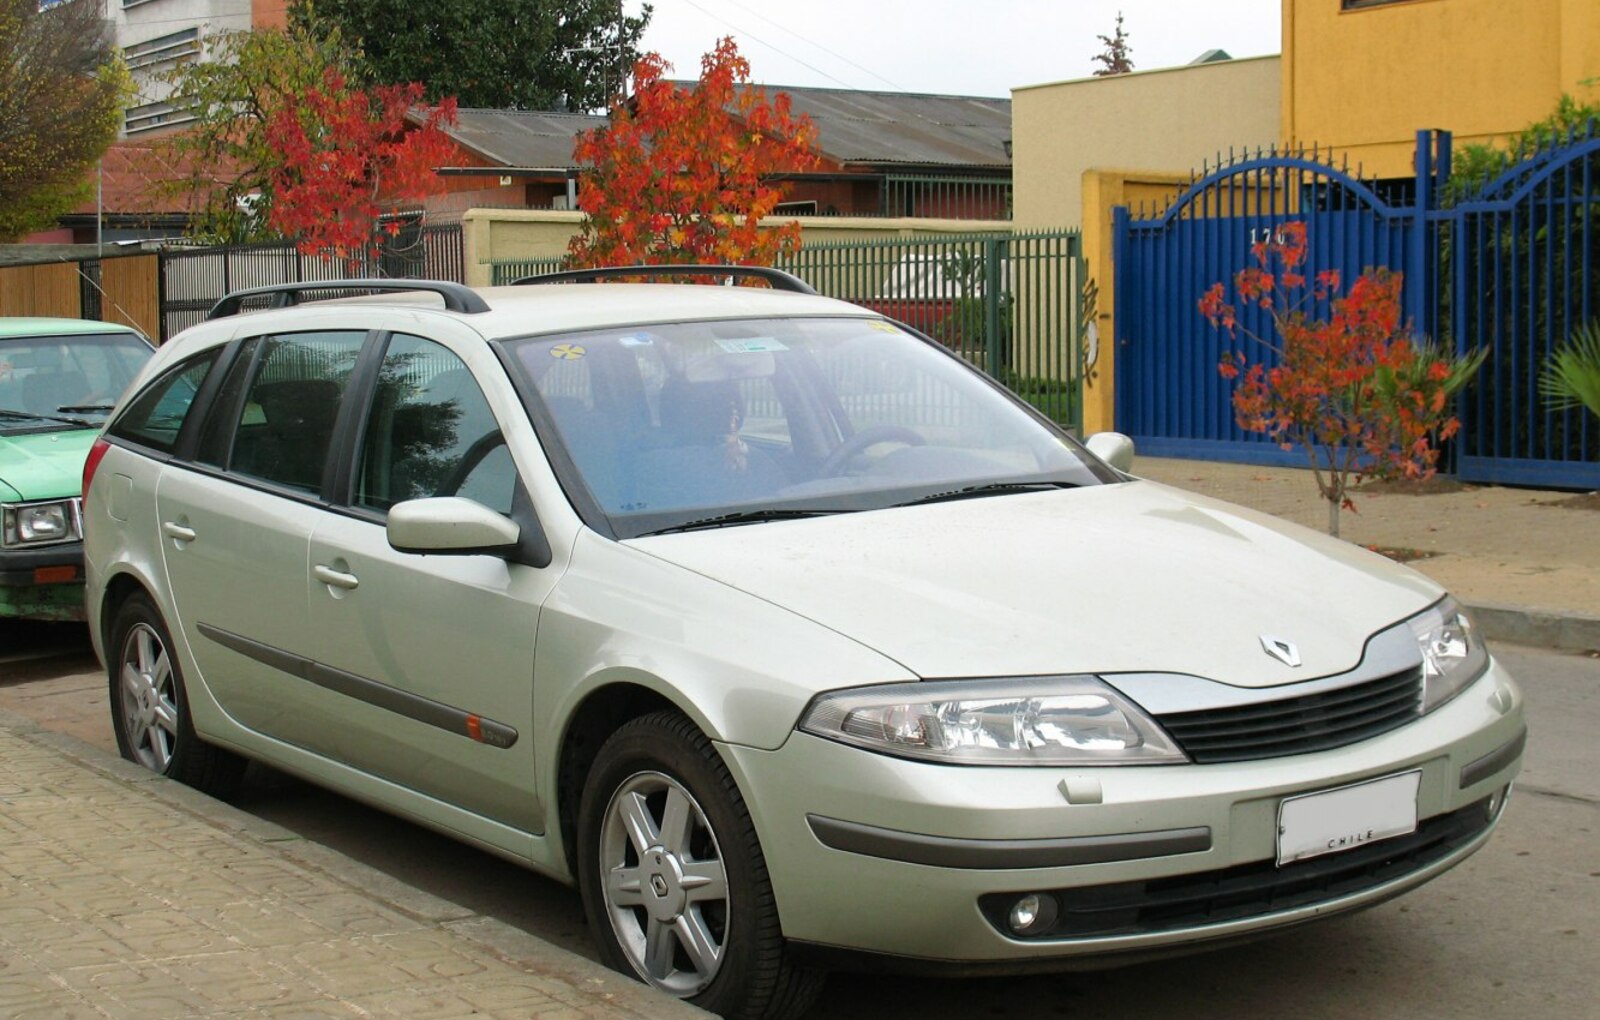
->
<box><xmin>109</xmin><ymin>592</ymin><xmax>245</xmax><ymax>798</ymax></box>
<box><xmin>577</xmin><ymin>711</ymin><xmax>822</xmax><ymax>1019</ymax></box>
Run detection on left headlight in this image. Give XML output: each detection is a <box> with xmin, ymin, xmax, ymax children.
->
<box><xmin>798</xmin><ymin>676</ymin><xmax>1188</xmax><ymax>766</ymax></box>
<box><xmin>1408</xmin><ymin>597</ymin><xmax>1489</xmax><ymax>714</ymax></box>
<box><xmin>1</xmin><ymin>499</ymin><xmax>81</xmax><ymax>548</ymax></box>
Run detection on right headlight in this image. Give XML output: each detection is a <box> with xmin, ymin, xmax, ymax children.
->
<box><xmin>1408</xmin><ymin>597</ymin><xmax>1489</xmax><ymax>714</ymax></box>
<box><xmin>2</xmin><ymin>499</ymin><xmax>81</xmax><ymax>548</ymax></box>
<box><xmin>798</xmin><ymin>676</ymin><xmax>1187</xmax><ymax>766</ymax></box>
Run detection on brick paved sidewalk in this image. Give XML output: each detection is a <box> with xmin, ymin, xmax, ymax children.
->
<box><xmin>0</xmin><ymin>713</ymin><xmax>706</xmax><ymax>1020</ymax></box>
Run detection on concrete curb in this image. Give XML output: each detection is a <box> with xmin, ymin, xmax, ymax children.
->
<box><xmin>0</xmin><ymin>707</ymin><xmax>711</xmax><ymax>1020</ymax></box>
<box><xmin>1466</xmin><ymin>602</ymin><xmax>1600</xmax><ymax>654</ymax></box>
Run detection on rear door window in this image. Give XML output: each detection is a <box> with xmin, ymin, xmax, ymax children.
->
<box><xmin>221</xmin><ymin>332</ymin><xmax>367</xmax><ymax>495</ymax></box>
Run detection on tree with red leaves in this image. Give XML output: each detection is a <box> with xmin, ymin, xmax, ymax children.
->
<box><xmin>1199</xmin><ymin>222</ymin><xmax>1485</xmax><ymax>537</ymax></box>
<box><xmin>567</xmin><ymin>37</ymin><xmax>819</xmax><ymax>269</ymax></box>
<box><xmin>265</xmin><ymin>68</ymin><xmax>458</xmax><ymax>261</ymax></box>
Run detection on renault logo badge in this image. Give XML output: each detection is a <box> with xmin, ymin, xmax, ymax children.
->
<box><xmin>1260</xmin><ymin>635</ymin><xmax>1302</xmax><ymax>667</ymax></box>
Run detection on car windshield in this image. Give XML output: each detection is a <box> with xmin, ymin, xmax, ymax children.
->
<box><xmin>505</xmin><ymin>316</ymin><xmax>1113</xmax><ymax>538</ymax></box>
<box><xmin>0</xmin><ymin>332</ymin><xmax>152</xmax><ymax>433</ymax></box>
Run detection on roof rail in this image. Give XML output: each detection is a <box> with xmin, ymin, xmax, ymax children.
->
<box><xmin>206</xmin><ymin>279</ymin><xmax>491</xmax><ymax>320</ymax></box>
<box><xmin>511</xmin><ymin>264</ymin><xmax>818</xmax><ymax>295</ymax></box>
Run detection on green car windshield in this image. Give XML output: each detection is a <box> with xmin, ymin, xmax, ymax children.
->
<box><xmin>0</xmin><ymin>332</ymin><xmax>153</xmax><ymax>433</ymax></box>
<box><xmin>505</xmin><ymin>316</ymin><xmax>1112</xmax><ymax>538</ymax></box>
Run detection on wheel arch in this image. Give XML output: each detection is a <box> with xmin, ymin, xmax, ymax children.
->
<box><xmin>98</xmin><ymin>568</ymin><xmax>157</xmax><ymax>652</ymax></box>
<box><xmin>554</xmin><ymin>680</ymin><xmax>687</xmax><ymax>876</ymax></box>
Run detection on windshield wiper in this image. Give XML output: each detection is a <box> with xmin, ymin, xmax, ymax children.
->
<box><xmin>56</xmin><ymin>404</ymin><xmax>115</xmax><ymax>415</ymax></box>
<box><xmin>0</xmin><ymin>407</ymin><xmax>98</xmax><ymax>428</ymax></box>
<box><xmin>640</xmin><ymin>507</ymin><xmax>848</xmax><ymax>536</ymax></box>
<box><xmin>893</xmin><ymin>480</ymin><xmax>1080</xmax><ymax>508</ymax></box>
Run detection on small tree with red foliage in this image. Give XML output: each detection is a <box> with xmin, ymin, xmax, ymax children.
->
<box><xmin>567</xmin><ymin>37</ymin><xmax>818</xmax><ymax>269</ymax></box>
<box><xmin>265</xmin><ymin>68</ymin><xmax>458</xmax><ymax>262</ymax></box>
<box><xmin>1199</xmin><ymin>222</ymin><xmax>1485</xmax><ymax>537</ymax></box>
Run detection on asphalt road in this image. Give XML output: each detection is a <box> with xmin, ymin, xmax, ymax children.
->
<box><xmin>3</xmin><ymin>620</ymin><xmax>1596</xmax><ymax>1020</ymax></box>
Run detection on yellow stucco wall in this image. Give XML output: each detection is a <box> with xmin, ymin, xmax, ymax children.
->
<box><xmin>1283</xmin><ymin>0</ymin><xmax>1600</xmax><ymax>179</ymax></box>
<box><xmin>1012</xmin><ymin>56</ymin><xmax>1281</xmax><ymax>233</ymax></box>
<box><xmin>1078</xmin><ymin>170</ymin><xmax>1192</xmax><ymax>435</ymax></box>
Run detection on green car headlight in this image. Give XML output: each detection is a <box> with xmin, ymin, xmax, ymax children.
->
<box><xmin>799</xmin><ymin>676</ymin><xmax>1187</xmax><ymax>766</ymax></box>
<box><xmin>1408</xmin><ymin>597</ymin><xmax>1490</xmax><ymax>714</ymax></box>
<box><xmin>2</xmin><ymin>500</ymin><xmax>79</xmax><ymax>547</ymax></box>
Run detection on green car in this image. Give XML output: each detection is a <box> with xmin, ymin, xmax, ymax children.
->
<box><xmin>1</xmin><ymin>317</ymin><xmax>153</xmax><ymax>620</ymax></box>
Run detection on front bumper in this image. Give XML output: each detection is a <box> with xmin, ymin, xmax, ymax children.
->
<box><xmin>0</xmin><ymin>540</ymin><xmax>87</xmax><ymax>620</ymax></box>
<box><xmin>720</xmin><ymin>659</ymin><xmax>1524</xmax><ymax>965</ymax></box>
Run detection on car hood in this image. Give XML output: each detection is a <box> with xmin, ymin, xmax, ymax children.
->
<box><xmin>0</xmin><ymin>428</ymin><xmax>97</xmax><ymax>501</ymax></box>
<box><xmin>626</xmin><ymin>480</ymin><xmax>1443</xmax><ymax>688</ymax></box>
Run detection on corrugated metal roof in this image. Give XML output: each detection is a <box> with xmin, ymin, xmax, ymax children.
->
<box><xmin>737</xmin><ymin>85</ymin><xmax>1011</xmax><ymax>168</ymax></box>
<box><xmin>442</xmin><ymin>109</ymin><xmax>607</xmax><ymax>169</ymax></box>
<box><xmin>434</xmin><ymin>87</ymin><xmax>1011</xmax><ymax>172</ymax></box>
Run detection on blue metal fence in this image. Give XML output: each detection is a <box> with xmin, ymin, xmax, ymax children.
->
<box><xmin>1113</xmin><ymin>127</ymin><xmax>1600</xmax><ymax>490</ymax></box>
<box><xmin>1450</xmin><ymin>125</ymin><xmax>1600</xmax><ymax>487</ymax></box>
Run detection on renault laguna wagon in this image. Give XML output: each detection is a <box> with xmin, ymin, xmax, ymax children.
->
<box><xmin>83</xmin><ymin>270</ymin><xmax>1525</xmax><ymax>1020</ymax></box>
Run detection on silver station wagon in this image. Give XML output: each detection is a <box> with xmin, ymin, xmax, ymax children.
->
<box><xmin>84</xmin><ymin>270</ymin><xmax>1526</xmax><ymax>1020</ymax></box>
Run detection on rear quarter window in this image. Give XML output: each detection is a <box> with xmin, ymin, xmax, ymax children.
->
<box><xmin>108</xmin><ymin>351</ymin><xmax>221</xmax><ymax>454</ymax></box>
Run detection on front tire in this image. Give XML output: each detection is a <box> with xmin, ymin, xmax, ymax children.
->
<box><xmin>108</xmin><ymin>592</ymin><xmax>245</xmax><ymax>798</ymax></box>
<box><xmin>577</xmin><ymin>711</ymin><xmax>822</xmax><ymax>1019</ymax></box>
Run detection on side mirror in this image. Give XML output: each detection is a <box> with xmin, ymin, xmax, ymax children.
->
<box><xmin>388</xmin><ymin>497</ymin><xmax>521</xmax><ymax>555</ymax></box>
<box><xmin>1084</xmin><ymin>431</ymin><xmax>1135</xmax><ymax>473</ymax></box>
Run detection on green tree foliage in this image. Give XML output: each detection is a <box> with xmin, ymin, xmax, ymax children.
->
<box><xmin>1442</xmin><ymin>93</ymin><xmax>1600</xmax><ymax>205</ymax></box>
<box><xmin>157</xmin><ymin>23</ymin><xmax>354</xmax><ymax>244</ymax></box>
<box><xmin>291</xmin><ymin>0</ymin><xmax>651</xmax><ymax>111</ymax></box>
<box><xmin>1091</xmin><ymin>11</ymin><xmax>1134</xmax><ymax>77</ymax></box>
<box><xmin>0</xmin><ymin>0</ymin><xmax>129</xmax><ymax>241</ymax></box>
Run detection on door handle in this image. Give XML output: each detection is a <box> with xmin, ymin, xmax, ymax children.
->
<box><xmin>162</xmin><ymin>521</ymin><xmax>197</xmax><ymax>543</ymax></box>
<box><xmin>313</xmin><ymin>563</ymin><xmax>360</xmax><ymax>591</ymax></box>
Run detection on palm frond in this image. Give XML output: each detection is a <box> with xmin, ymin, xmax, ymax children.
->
<box><xmin>1540</xmin><ymin>320</ymin><xmax>1600</xmax><ymax>419</ymax></box>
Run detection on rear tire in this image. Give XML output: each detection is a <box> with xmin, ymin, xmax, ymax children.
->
<box><xmin>108</xmin><ymin>592</ymin><xmax>245</xmax><ymax>799</ymax></box>
<box><xmin>576</xmin><ymin>710</ymin><xmax>822</xmax><ymax>1019</ymax></box>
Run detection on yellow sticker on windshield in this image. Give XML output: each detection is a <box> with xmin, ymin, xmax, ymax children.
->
<box><xmin>868</xmin><ymin>321</ymin><xmax>899</xmax><ymax>333</ymax></box>
<box><xmin>550</xmin><ymin>344</ymin><xmax>587</xmax><ymax>360</ymax></box>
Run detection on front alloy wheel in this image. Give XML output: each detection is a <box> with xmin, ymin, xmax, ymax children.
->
<box><xmin>600</xmin><ymin>771</ymin><xmax>729</xmax><ymax>995</ymax></box>
<box><xmin>577</xmin><ymin>711</ymin><xmax>821</xmax><ymax>1020</ymax></box>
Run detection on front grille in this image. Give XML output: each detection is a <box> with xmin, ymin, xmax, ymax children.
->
<box><xmin>1154</xmin><ymin>666</ymin><xmax>1423</xmax><ymax>764</ymax></box>
<box><xmin>980</xmin><ymin>797</ymin><xmax>1492</xmax><ymax>940</ymax></box>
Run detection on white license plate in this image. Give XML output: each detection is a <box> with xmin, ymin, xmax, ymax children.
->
<box><xmin>1276</xmin><ymin>770</ymin><xmax>1421</xmax><ymax>866</ymax></box>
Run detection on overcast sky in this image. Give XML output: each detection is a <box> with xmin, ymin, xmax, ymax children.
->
<box><xmin>629</xmin><ymin>0</ymin><xmax>1282</xmax><ymax>97</ymax></box>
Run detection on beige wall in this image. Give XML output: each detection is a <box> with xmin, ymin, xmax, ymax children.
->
<box><xmin>460</xmin><ymin>209</ymin><xmax>1012</xmax><ymax>286</ymax></box>
<box><xmin>1283</xmin><ymin>0</ymin><xmax>1600</xmax><ymax>179</ymax></box>
<box><xmin>1011</xmin><ymin>56</ymin><xmax>1281</xmax><ymax>232</ymax></box>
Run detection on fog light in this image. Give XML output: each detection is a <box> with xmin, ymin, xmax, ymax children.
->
<box><xmin>1007</xmin><ymin>893</ymin><xmax>1058</xmax><ymax>936</ymax></box>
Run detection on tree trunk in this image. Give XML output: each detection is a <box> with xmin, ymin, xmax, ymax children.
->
<box><xmin>1328</xmin><ymin>496</ymin><xmax>1341</xmax><ymax>538</ymax></box>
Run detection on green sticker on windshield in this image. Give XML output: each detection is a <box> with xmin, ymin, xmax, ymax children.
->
<box><xmin>715</xmin><ymin>338</ymin><xmax>788</xmax><ymax>354</ymax></box>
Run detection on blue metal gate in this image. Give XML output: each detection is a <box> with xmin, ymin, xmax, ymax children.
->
<box><xmin>1450</xmin><ymin>125</ymin><xmax>1600</xmax><ymax>488</ymax></box>
<box><xmin>1113</xmin><ymin>132</ymin><xmax>1448</xmax><ymax>467</ymax></box>
<box><xmin>1114</xmin><ymin>125</ymin><xmax>1600</xmax><ymax>489</ymax></box>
